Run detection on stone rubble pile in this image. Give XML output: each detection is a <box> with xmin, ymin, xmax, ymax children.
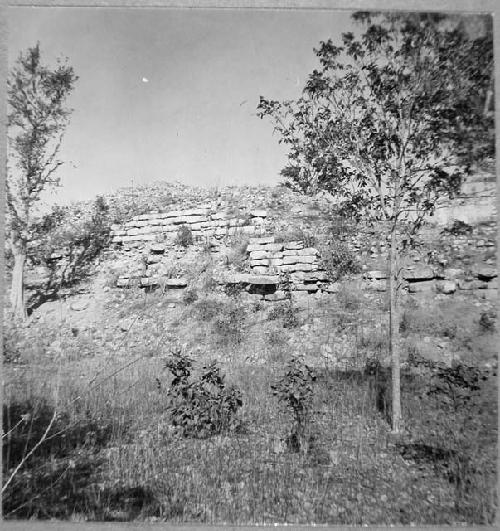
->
<box><xmin>363</xmin><ymin>264</ymin><xmax>498</xmax><ymax>296</ymax></box>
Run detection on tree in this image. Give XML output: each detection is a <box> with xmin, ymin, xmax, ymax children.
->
<box><xmin>257</xmin><ymin>12</ymin><xmax>494</xmax><ymax>433</ymax></box>
<box><xmin>7</xmin><ymin>43</ymin><xmax>78</xmax><ymax>319</ymax></box>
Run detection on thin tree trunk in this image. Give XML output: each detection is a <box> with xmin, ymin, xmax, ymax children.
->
<box><xmin>10</xmin><ymin>250</ymin><xmax>27</xmax><ymax>320</ymax></box>
<box><xmin>388</xmin><ymin>227</ymin><xmax>401</xmax><ymax>434</ymax></box>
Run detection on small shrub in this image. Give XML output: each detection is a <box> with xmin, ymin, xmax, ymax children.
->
<box><xmin>320</xmin><ymin>241</ymin><xmax>360</xmax><ymax>281</ymax></box>
<box><xmin>271</xmin><ymin>357</ymin><xmax>317</xmax><ymax>453</ymax></box>
<box><xmin>267</xmin><ymin>301</ymin><xmax>301</xmax><ymax>329</ymax></box>
<box><xmin>212</xmin><ymin>300</ymin><xmax>247</xmax><ymax>345</ymax></box>
<box><xmin>479</xmin><ymin>309</ymin><xmax>496</xmax><ymax>332</ymax></box>
<box><xmin>193</xmin><ymin>298</ymin><xmax>225</xmax><ymax>322</ymax></box>
<box><xmin>442</xmin><ymin>219</ymin><xmax>473</xmax><ymax>236</ymax></box>
<box><xmin>163</xmin><ymin>351</ymin><xmax>243</xmax><ymax>438</ymax></box>
<box><xmin>175</xmin><ymin>225</ymin><xmax>193</xmax><ymax>248</ymax></box>
<box><xmin>224</xmin><ymin>283</ymin><xmax>244</xmax><ymax>298</ymax></box>
<box><xmin>182</xmin><ymin>288</ymin><xmax>198</xmax><ymax>305</ymax></box>
<box><xmin>337</xmin><ymin>282</ymin><xmax>363</xmax><ymax>312</ymax></box>
<box><xmin>226</xmin><ymin>237</ymin><xmax>250</xmax><ymax>272</ymax></box>
<box><xmin>265</xmin><ymin>328</ymin><xmax>287</xmax><ymax>347</ymax></box>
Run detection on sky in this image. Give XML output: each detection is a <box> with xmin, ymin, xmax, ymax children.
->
<box><xmin>8</xmin><ymin>7</ymin><xmax>356</xmax><ymax>206</ymax></box>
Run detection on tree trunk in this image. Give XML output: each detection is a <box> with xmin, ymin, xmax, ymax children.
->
<box><xmin>388</xmin><ymin>226</ymin><xmax>401</xmax><ymax>434</ymax></box>
<box><xmin>10</xmin><ymin>250</ymin><xmax>27</xmax><ymax>320</ymax></box>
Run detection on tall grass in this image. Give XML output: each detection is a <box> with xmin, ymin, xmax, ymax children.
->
<box><xmin>3</xmin><ymin>282</ymin><xmax>497</xmax><ymax>524</ymax></box>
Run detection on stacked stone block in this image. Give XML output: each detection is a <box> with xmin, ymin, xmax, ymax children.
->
<box><xmin>110</xmin><ymin>208</ymin><xmax>270</xmax><ymax>245</ymax></box>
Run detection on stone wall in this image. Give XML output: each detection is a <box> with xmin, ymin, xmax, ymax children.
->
<box><xmin>110</xmin><ymin>207</ymin><xmax>269</xmax><ymax>246</ymax></box>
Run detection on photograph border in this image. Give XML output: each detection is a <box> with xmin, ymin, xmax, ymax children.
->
<box><xmin>1</xmin><ymin>1</ymin><xmax>499</xmax><ymax>530</ymax></box>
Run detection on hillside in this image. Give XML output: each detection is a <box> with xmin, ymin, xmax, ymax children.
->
<box><xmin>3</xmin><ymin>179</ymin><xmax>498</xmax><ymax>524</ymax></box>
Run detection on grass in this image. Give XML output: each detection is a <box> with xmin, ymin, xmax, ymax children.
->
<box><xmin>3</xmin><ymin>280</ymin><xmax>497</xmax><ymax>524</ymax></box>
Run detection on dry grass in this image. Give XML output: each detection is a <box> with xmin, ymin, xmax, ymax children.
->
<box><xmin>2</xmin><ymin>283</ymin><xmax>497</xmax><ymax>524</ymax></box>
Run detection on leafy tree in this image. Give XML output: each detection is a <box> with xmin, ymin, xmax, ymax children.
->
<box><xmin>7</xmin><ymin>43</ymin><xmax>78</xmax><ymax>318</ymax></box>
<box><xmin>257</xmin><ymin>12</ymin><xmax>493</xmax><ymax>433</ymax></box>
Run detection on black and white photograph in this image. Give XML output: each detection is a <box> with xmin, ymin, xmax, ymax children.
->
<box><xmin>2</xmin><ymin>1</ymin><xmax>498</xmax><ymax>526</ymax></box>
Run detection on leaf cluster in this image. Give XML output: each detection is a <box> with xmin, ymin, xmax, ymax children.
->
<box><xmin>163</xmin><ymin>351</ymin><xmax>243</xmax><ymax>439</ymax></box>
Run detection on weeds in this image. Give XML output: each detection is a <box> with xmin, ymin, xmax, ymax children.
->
<box><xmin>175</xmin><ymin>225</ymin><xmax>193</xmax><ymax>248</ymax></box>
<box><xmin>271</xmin><ymin>357</ymin><xmax>316</xmax><ymax>453</ymax></box>
<box><xmin>163</xmin><ymin>350</ymin><xmax>243</xmax><ymax>438</ymax></box>
<box><xmin>267</xmin><ymin>301</ymin><xmax>301</xmax><ymax>329</ymax></box>
<box><xmin>320</xmin><ymin>241</ymin><xmax>361</xmax><ymax>281</ymax></box>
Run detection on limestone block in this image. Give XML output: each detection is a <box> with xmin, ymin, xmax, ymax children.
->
<box><xmin>475</xmin><ymin>266</ymin><xmax>498</xmax><ymax>281</ymax></box>
<box><xmin>249</xmin><ymin>236</ymin><xmax>275</xmax><ymax>245</ymax></box>
<box><xmin>252</xmin><ymin>266</ymin><xmax>269</xmax><ymax>275</ymax></box>
<box><xmin>458</xmin><ymin>279</ymin><xmax>488</xmax><ymax>290</ymax></box>
<box><xmin>283</xmin><ymin>255</ymin><xmax>317</xmax><ymax>265</ymax></box>
<box><xmin>298</xmin><ymin>248</ymin><xmax>319</xmax><ymax>256</ymax></box>
<box><xmin>443</xmin><ymin>268</ymin><xmax>465</xmax><ymax>279</ymax></box>
<box><xmin>211</xmin><ymin>212</ymin><xmax>227</xmax><ymax>220</ymax></box>
<box><xmin>250</xmin><ymin>210</ymin><xmax>267</xmax><ymax>217</ymax></box>
<box><xmin>436</xmin><ymin>280</ymin><xmax>457</xmax><ymax>294</ymax></box>
<box><xmin>116</xmin><ymin>277</ymin><xmax>130</xmax><ymax>288</ymax></box>
<box><xmin>241</xmin><ymin>225</ymin><xmax>257</xmax><ymax>234</ymax></box>
<box><xmin>263</xmin><ymin>243</ymin><xmax>284</xmax><ymax>252</ymax></box>
<box><xmin>408</xmin><ymin>280</ymin><xmax>435</xmax><ymax>293</ymax></box>
<box><xmin>264</xmin><ymin>291</ymin><xmax>288</xmax><ymax>302</ymax></box>
<box><xmin>165</xmin><ymin>278</ymin><xmax>188</xmax><ymax>288</ymax></box>
<box><xmin>403</xmin><ymin>266</ymin><xmax>435</xmax><ymax>281</ymax></box>
<box><xmin>110</xmin><ymin>224</ymin><xmax>122</xmax><ymax>232</ymax></box>
<box><xmin>247</xmin><ymin>244</ymin><xmax>266</xmax><ymax>252</ymax></box>
<box><xmin>147</xmin><ymin>255</ymin><xmax>162</xmax><ymax>264</ymax></box>
<box><xmin>364</xmin><ymin>270</ymin><xmax>387</xmax><ymax>280</ymax></box>
<box><xmin>294</xmin><ymin>283</ymin><xmax>319</xmax><ymax>292</ymax></box>
<box><xmin>127</xmin><ymin>228</ymin><xmax>141</xmax><ymax>236</ymax></box>
<box><xmin>150</xmin><ymin>244</ymin><xmax>166</xmax><ymax>254</ymax></box>
<box><xmin>250</xmin><ymin>250</ymin><xmax>269</xmax><ymax>260</ymax></box>
<box><xmin>284</xmin><ymin>242</ymin><xmax>303</xmax><ymax>250</ymax></box>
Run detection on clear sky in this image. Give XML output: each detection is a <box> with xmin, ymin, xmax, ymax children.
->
<box><xmin>8</xmin><ymin>7</ymin><xmax>355</xmax><ymax>205</ymax></box>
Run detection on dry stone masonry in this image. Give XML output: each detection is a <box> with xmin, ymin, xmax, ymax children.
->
<box><xmin>110</xmin><ymin>207</ymin><xmax>269</xmax><ymax>246</ymax></box>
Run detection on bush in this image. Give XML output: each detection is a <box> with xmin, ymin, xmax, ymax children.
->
<box><xmin>479</xmin><ymin>309</ymin><xmax>496</xmax><ymax>332</ymax></box>
<box><xmin>193</xmin><ymin>298</ymin><xmax>225</xmax><ymax>321</ymax></box>
<box><xmin>163</xmin><ymin>351</ymin><xmax>243</xmax><ymax>438</ymax></box>
<box><xmin>212</xmin><ymin>300</ymin><xmax>247</xmax><ymax>345</ymax></box>
<box><xmin>182</xmin><ymin>288</ymin><xmax>198</xmax><ymax>305</ymax></box>
<box><xmin>271</xmin><ymin>357</ymin><xmax>316</xmax><ymax>453</ymax></box>
<box><xmin>442</xmin><ymin>219</ymin><xmax>473</xmax><ymax>236</ymax></box>
<box><xmin>267</xmin><ymin>301</ymin><xmax>301</xmax><ymax>329</ymax></box>
<box><xmin>320</xmin><ymin>241</ymin><xmax>360</xmax><ymax>281</ymax></box>
<box><xmin>175</xmin><ymin>225</ymin><xmax>193</xmax><ymax>248</ymax></box>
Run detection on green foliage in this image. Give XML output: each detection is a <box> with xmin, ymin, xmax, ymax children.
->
<box><xmin>212</xmin><ymin>300</ymin><xmax>247</xmax><ymax>345</ymax></box>
<box><xmin>442</xmin><ymin>219</ymin><xmax>474</xmax><ymax>237</ymax></box>
<box><xmin>193</xmin><ymin>298</ymin><xmax>226</xmax><ymax>322</ymax></box>
<box><xmin>258</xmin><ymin>13</ymin><xmax>493</xmax><ymax>236</ymax></box>
<box><xmin>271</xmin><ymin>357</ymin><xmax>316</xmax><ymax>453</ymax></box>
<box><xmin>267</xmin><ymin>301</ymin><xmax>301</xmax><ymax>329</ymax></box>
<box><xmin>175</xmin><ymin>225</ymin><xmax>193</xmax><ymax>248</ymax></box>
<box><xmin>26</xmin><ymin>197</ymin><xmax>111</xmax><ymax>308</ymax></box>
<box><xmin>226</xmin><ymin>236</ymin><xmax>250</xmax><ymax>272</ymax></box>
<box><xmin>163</xmin><ymin>351</ymin><xmax>243</xmax><ymax>439</ymax></box>
<box><xmin>479</xmin><ymin>309</ymin><xmax>496</xmax><ymax>332</ymax></box>
<box><xmin>182</xmin><ymin>288</ymin><xmax>199</xmax><ymax>305</ymax></box>
<box><xmin>320</xmin><ymin>241</ymin><xmax>361</xmax><ymax>281</ymax></box>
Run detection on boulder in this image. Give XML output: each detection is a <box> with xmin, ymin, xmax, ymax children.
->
<box><xmin>263</xmin><ymin>243</ymin><xmax>284</xmax><ymax>252</ymax></box>
<box><xmin>435</xmin><ymin>280</ymin><xmax>457</xmax><ymax>294</ymax></box>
